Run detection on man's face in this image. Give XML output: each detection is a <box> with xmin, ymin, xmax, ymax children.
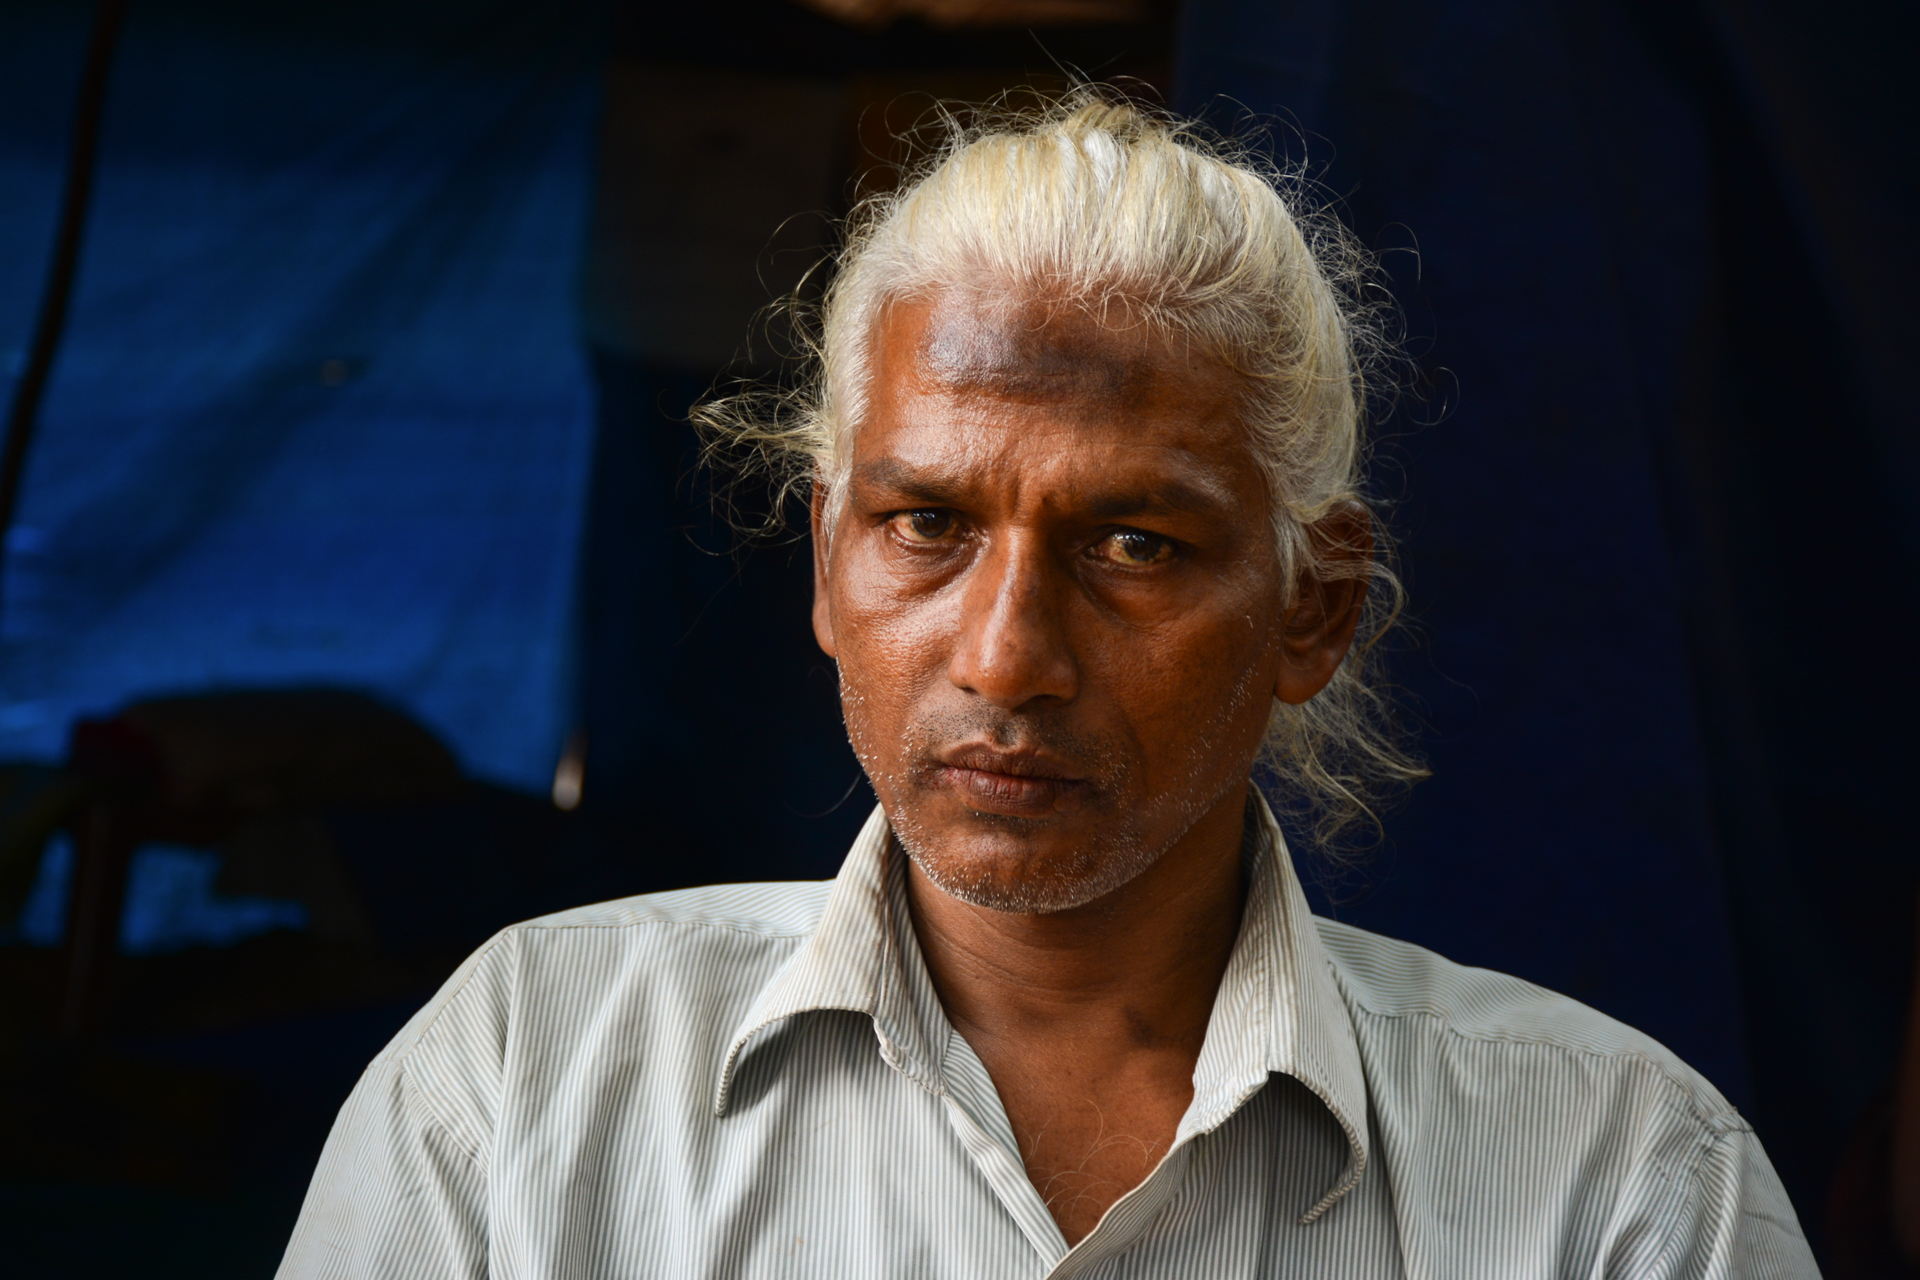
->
<box><xmin>813</xmin><ymin>290</ymin><xmax>1291</xmax><ymax>913</ymax></box>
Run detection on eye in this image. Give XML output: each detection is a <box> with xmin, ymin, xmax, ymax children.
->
<box><xmin>1096</xmin><ymin>529</ymin><xmax>1175</xmax><ymax>566</ymax></box>
<box><xmin>888</xmin><ymin>509</ymin><xmax>956</xmax><ymax>542</ymax></box>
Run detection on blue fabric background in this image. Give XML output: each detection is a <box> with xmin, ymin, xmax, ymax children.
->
<box><xmin>0</xmin><ymin>0</ymin><xmax>599</xmax><ymax>791</ymax></box>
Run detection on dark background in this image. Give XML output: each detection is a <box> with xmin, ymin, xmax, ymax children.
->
<box><xmin>0</xmin><ymin>0</ymin><xmax>1913</xmax><ymax>1274</ymax></box>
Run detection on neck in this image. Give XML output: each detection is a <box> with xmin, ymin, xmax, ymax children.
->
<box><xmin>904</xmin><ymin>785</ymin><xmax>1252</xmax><ymax>1053</ymax></box>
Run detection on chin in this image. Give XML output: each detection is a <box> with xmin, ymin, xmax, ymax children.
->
<box><xmin>894</xmin><ymin>817</ymin><xmax>1163</xmax><ymax>915</ymax></box>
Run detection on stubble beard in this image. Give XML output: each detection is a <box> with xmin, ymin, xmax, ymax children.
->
<box><xmin>893</xmin><ymin>795</ymin><xmax>1162</xmax><ymax>915</ymax></box>
<box><xmin>842</xmin><ymin>678</ymin><xmax>1247</xmax><ymax>915</ymax></box>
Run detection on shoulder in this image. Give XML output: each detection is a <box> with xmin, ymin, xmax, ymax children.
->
<box><xmin>1314</xmin><ymin>916</ymin><xmax>1744</xmax><ymax>1135</ymax></box>
<box><xmin>371</xmin><ymin>881</ymin><xmax>834</xmax><ymax>1125</ymax></box>
<box><xmin>413</xmin><ymin>879</ymin><xmax>834</xmax><ymax>1036</ymax></box>
<box><xmin>1312</xmin><ymin>918</ymin><xmax>1819</xmax><ymax>1273</ymax></box>
<box><xmin>509</xmin><ymin>878</ymin><xmax>836</xmax><ymax>940</ymax></box>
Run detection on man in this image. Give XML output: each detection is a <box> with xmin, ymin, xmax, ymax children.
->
<box><xmin>279</xmin><ymin>100</ymin><xmax>1816</xmax><ymax>1277</ymax></box>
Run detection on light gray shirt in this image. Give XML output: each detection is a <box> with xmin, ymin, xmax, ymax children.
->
<box><xmin>278</xmin><ymin>800</ymin><xmax>1817</xmax><ymax>1278</ymax></box>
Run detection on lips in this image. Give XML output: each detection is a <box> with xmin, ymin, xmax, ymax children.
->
<box><xmin>929</xmin><ymin>745</ymin><xmax>1088</xmax><ymax>817</ymax></box>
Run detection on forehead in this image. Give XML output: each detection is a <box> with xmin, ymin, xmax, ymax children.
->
<box><xmin>860</xmin><ymin>291</ymin><xmax>1257</xmax><ymax>495</ymax></box>
<box><xmin>911</xmin><ymin>290</ymin><xmax>1175</xmax><ymax>405</ymax></box>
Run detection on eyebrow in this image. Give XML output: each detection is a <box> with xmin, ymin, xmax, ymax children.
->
<box><xmin>851</xmin><ymin>458</ymin><xmax>1236</xmax><ymax>521</ymax></box>
<box><xmin>851</xmin><ymin>458</ymin><xmax>969</xmax><ymax>506</ymax></box>
<box><xmin>1082</xmin><ymin>475</ymin><xmax>1239</xmax><ymax>519</ymax></box>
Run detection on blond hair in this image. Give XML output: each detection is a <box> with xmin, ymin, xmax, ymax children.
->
<box><xmin>698</xmin><ymin>92</ymin><xmax>1427</xmax><ymax>851</ymax></box>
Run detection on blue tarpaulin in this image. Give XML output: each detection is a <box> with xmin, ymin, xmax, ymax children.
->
<box><xmin>0</xmin><ymin>0</ymin><xmax>599</xmax><ymax>791</ymax></box>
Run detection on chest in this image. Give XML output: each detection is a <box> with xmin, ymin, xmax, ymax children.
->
<box><xmin>987</xmin><ymin>1053</ymin><xmax>1195</xmax><ymax>1246</ymax></box>
<box><xmin>484</xmin><ymin>1014</ymin><xmax>1404</xmax><ymax>1279</ymax></box>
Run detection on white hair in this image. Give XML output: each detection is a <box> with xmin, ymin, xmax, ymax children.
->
<box><xmin>697</xmin><ymin>92</ymin><xmax>1426</xmax><ymax>850</ymax></box>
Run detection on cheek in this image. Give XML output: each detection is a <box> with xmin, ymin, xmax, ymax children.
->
<box><xmin>828</xmin><ymin>562</ymin><xmax>954</xmax><ymax>747</ymax></box>
<box><xmin>1100</xmin><ymin>594</ymin><xmax>1282</xmax><ymax>760</ymax></box>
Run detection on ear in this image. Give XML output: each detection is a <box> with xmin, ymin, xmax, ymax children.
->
<box><xmin>1274</xmin><ymin>504</ymin><xmax>1373</xmax><ymax>705</ymax></box>
<box><xmin>810</xmin><ymin>479</ymin><xmax>837</xmax><ymax>659</ymax></box>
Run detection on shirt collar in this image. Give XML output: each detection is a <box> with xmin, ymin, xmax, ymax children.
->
<box><xmin>1191</xmin><ymin>795</ymin><xmax>1371</xmax><ymax>1223</ymax></box>
<box><xmin>715</xmin><ymin>795</ymin><xmax>1370</xmax><ymax>1223</ymax></box>
<box><xmin>714</xmin><ymin>804</ymin><xmax>946</xmax><ymax>1114</ymax></box>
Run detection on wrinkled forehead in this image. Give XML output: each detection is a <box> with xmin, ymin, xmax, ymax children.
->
<box><xmin>882</xmin><ymin>288</ymin><xmax>1223</xmax><ymax>412</ymax></box>
<box><xmin>846</xmin><ymin>289</ymin><xmax>1269</xmax><ymax>526</ymax></box>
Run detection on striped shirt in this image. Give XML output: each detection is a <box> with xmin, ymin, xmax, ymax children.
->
<box><xmin>278</xmin><ymin>800</ymin><xmax>1817</xmax><ymax>1278</ymax></box>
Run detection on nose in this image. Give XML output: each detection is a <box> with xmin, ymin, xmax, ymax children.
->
<box><xmin>947</xmin><ymin>532</ymin><xmax>1080</xmax><ymax>711</ymax></box>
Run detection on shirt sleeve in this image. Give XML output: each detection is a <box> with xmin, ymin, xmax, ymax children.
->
<box><xmin>276</xmin><ymin>934</ymin><xmax>515</xmax><ymax>1280</ymax></box>
<box><xmin>275</xmin><ymin>1057</ymin><xmax>491</xmax><ymax>1280</ymax></box>
<box><xmin>1616</xmin><ymin>1123</ymin><xmax>1821</xmax><ymax>1280</ymax></box>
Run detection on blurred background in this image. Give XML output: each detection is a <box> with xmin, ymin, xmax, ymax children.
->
<box><xmin>0</xmin><ymin>0</ymin><xmax>1912</xmax><ymax>1274</ymax></box>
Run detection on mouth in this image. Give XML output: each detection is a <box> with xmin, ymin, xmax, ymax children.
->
<box><xmin>926</xmin><ymin>744</ymin><xmax>1090</xmax><ymax>818</ymax></box>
